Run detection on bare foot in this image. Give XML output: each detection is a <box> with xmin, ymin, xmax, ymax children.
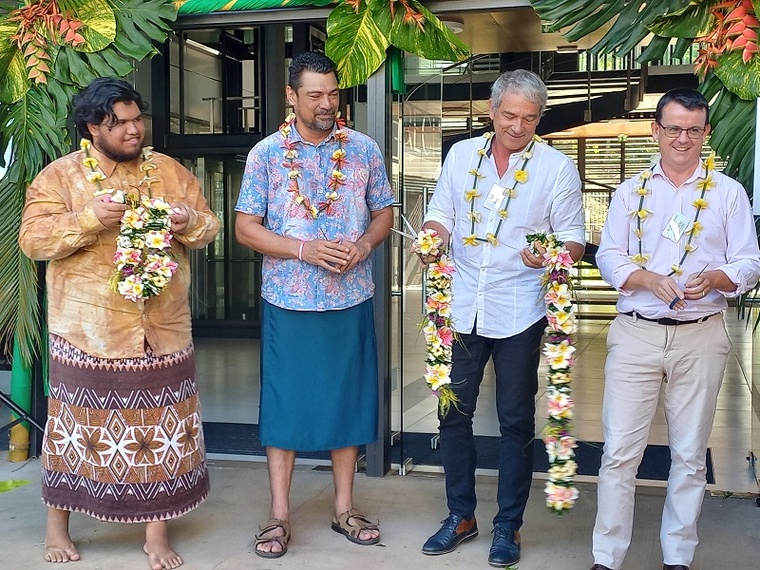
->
<box><xmin>144</xmin><ymin>521</ymin><xmax>182</xmax><ymax>570</ymax></box>
<box><xmin>44</xmin><ymin>542</ymin><xmax>80</xmax><ymax>563</ymax></box>
<box><xmin>45</xmin><ymin>507</ymin><xmax>80</xmax><ymax>563</ymax></box>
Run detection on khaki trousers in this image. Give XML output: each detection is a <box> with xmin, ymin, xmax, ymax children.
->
<box><xmin>592</xmin><ymin>313</ymin><xmax>730</xmax><ymax>569</ymax></box>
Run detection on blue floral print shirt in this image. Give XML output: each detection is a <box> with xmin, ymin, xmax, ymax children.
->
<box><xmin>236</xmin><ymin>123</ymin><xmax>393</xmax><ymax>311</ymax></box>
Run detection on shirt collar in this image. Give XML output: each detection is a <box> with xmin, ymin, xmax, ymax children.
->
<box><xmin>652</xmin><ymin>159</ymin><xmax>706</xmax><ymax>186</ymax></box>
<box><xmin>485</xmin><ymin>136</ymin><xmax>534</xmax><ymax>160</ymax></box>
<box><xmin>290</xmin><ymin>121</ymin><xmax>339</xmax><ymax>146</ymax></box>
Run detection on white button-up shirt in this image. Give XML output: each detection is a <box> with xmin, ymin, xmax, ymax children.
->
<box><xmin>597</xmin><ymin>161</ymin><xmax>760</xmax><ymax>319</ymax></box>
<box><xmin>424</xmin><ymin>135</ymin><xmax>585</xmax><ymax>338</ymax></box>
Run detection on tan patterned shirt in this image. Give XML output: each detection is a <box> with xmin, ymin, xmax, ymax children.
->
<box><xmin>19</xmin><ymin>150</ymin><xmax>220</xmax><ymax>358</ymax></box>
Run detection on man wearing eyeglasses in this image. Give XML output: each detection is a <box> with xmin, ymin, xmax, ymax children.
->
<box><xmin>589</xmin><ymin>88</ymin><xmax>760</xmax><ymax>570</ymax></box>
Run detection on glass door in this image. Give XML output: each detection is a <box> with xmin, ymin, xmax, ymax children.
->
<box><xmin>180</xmin><ymin>154</ymin><xmax>262</xmax><ymax>332</ymax></box>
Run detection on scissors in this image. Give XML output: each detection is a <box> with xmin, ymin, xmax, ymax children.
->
<box><xmin>391</xmin><ymin>213</ymin><xmax>420</xmax><ymax>241</ymax></box>
<box><xmin>669</xmin><ymin>263</ymin><xmax>709</xmax><ymax>310</ymax></box>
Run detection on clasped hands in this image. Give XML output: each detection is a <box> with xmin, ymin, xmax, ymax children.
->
<box><xmin>299</xmin><ymin>237</ymin><xmax>370</xmax><ymax>273</ymax></box>
<box><xmin>649</xmin><ymin>271</ymin><xmax>712</xmax><ymax>311</ymax></box>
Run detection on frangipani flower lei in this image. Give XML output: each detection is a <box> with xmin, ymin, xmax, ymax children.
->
<box><xmin>279</xmin><ymin>112</ymin><xmax>347</xmax><ymax>219</ymax></box>
<box><xmin>463</xmin><ymin>133</ymin><xmax>541</xmax><ymax>247</ymax></box>
<box><xmin>413</xmin><ymin>229</ymin><xmax>459</xmax><ymax>417</ymax></box>
<box><xmin>81</xmin><ymin>139</ymin><xmax>178</xmax><ymax>302</ymax></box>
<box><xmin>629</xmin><ymin>153</ymin><xmax>715</xmax><ymax>275</ymax></box>
<box><xmin>528</xmin><ymin>231</ymin><xmax>579</xmax><ymax>513</ymax></box>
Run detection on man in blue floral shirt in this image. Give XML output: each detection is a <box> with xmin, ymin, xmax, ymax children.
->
<box><xmin>235</xmin><ymin>52</ymin><xmax>393</xmax><ymax>558</ymax></box>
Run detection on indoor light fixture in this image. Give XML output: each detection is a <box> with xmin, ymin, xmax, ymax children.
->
<box><xmin>556</xmin><ymin>45</ymin><xmax>579</xmax><ymax>54</ymax></box>
<box><xmin>440</xmin><ymin>16</ymin><xmax>465</xmax><ymax>35</ymax></box>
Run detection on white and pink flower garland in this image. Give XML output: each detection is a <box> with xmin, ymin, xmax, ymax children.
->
<box><xmin>82</xmin><ymin>139</ymin><xmax>178</xmax><ymax>302</ymax></box>
<box><xmin>528</xmin><ymin>231</ymin><xmax>579</xmax><ymax>513</ymax></box>
<box><xmin>414</xmin><ymin>229</ymin><xmax>458</xmax><ymax>416</ymax></box>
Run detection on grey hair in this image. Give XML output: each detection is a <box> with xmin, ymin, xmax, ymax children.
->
<box><xmin>490</xmin><ymin>69</ymin><xmax>548</xmax><ymax>115</ymax></box>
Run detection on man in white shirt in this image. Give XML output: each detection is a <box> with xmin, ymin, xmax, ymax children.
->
<box><xmin>590</xmin><ymin>88</ymin><xmax>760</xmax><ymax>570</ymax></box>
<box><xmin>420</xmin><ymin>69</ymin><xmax>585</xmax><ymax>567</ymax></box>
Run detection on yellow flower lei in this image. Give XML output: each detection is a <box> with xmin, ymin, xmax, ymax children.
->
<box><xmin>279</xmin><ymin>112</ymin><xmax>347</xmax><ymax>219</ymax></box>
<box><xmin>630</xmin><ymin>153</ymin><xmax>715</xmax><ymax>276</ymax></box>
<box><xmin>463</xmin><ymin>133</ymin><xmax>540</xmax><ymax>247</ymax></box>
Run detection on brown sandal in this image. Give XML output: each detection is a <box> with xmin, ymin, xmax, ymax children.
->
<box><xmin>331</xmin><ymin>508</ymin><xmax>380</xmax><ymax>545</ymax></box>
<box><xmin>254</xmin><ymin>518</ymin><xmax>291</xmax><ymax>558</ymax></box>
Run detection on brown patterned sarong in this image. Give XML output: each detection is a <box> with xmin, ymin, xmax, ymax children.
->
<box><xmin>41</xmin><ymin>335</ymin><xmax>209</xmax><ymax>522</ymax></box>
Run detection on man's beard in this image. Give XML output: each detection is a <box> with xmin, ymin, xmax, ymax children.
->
<box><xmin>303</xmin><ymin>112</ymin><xmax>335</xmax><ymax>132</ymax></box>
<box><xmin>93</xmin><ymin>137</ymin><xmax>143</xmax><ymax>163</ymax></box>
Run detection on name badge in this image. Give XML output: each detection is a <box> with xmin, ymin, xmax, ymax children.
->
<box><xmin>661</xmin><ymin>212</ymin><xmax>691</xmax><ymax>243</ymax></box>
<box><xmin>483</xmin><ymin>183</ymin><xmax>506</xmax><ymax>212</ymax></box>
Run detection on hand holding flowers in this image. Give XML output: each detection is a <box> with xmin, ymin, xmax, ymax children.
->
<box><xmin>414</xmin><ymin>228</ymin><xmax>459</xmax><ymax>416</ymax></box>
<box><xmin>527</xmin><ymin>231</ymin><xmax>579</xmax><ymax>513</ymax></box>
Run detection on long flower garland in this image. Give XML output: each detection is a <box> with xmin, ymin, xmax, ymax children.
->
<box><xmin>463</xmin><ymin>133</ymin><xmax>539</xmax><ymax>247</ymax></box>
<box><xmin>279</xmin><ymin>112</ymin><xmax>348</xmax><ymax>219</ymax></box>
<box><xmin>528</xmin><ymin>231</ymin><xmax>578</xmax><ymax>513</ymax></box>
<box><xmin>414</xmin><ymin>229</ymin><xmax>458</xmax><ymax>416</ymax></box>
<box><xmin>81</xmin><ymin>139</ymin><xmax>178</xmax><ymax>302</ymax></box>
<box><xmin>630</xmin><ymin>153</ymin><xmax>715</xmax><ymax>275</ymax></box>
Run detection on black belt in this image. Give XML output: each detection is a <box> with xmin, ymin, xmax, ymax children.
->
<box><xmin>621</xmin><ymin>311</ymin><xmax>719</xmax><ymax>326</ymax></box>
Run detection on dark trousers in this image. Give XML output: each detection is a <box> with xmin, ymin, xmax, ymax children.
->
<box><xmin>440</xmin><ymin>318</ymin><xmax>545</xmax><ymax>529</ymax></box>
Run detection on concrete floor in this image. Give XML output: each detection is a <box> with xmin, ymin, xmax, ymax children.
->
<box><xmin>0</xmin><ymin>456</ymin><xmax>758</xmax><ymax>570</ymax></box>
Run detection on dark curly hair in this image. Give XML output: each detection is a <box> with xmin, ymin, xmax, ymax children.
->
<box><xmin>72</xmin><ymin>77</ymin><xmax>148</xmax><ymax>140</ymax></box>
<box><xmin>288</xmin><ymin>52</ymin><xmax>337</xmax><ymax>90</ymax></box>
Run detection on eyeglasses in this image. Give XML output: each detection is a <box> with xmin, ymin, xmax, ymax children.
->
<box><xmin>656</xmin><ymin>121</ymin><xmax>706</xmax><ymax>140</ymax></box>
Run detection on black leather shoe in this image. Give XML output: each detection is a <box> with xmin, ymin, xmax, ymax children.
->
<box><xmin>488</xmin><ymin>524</ymin><xmax>520</xmax><ymax>567</ymax></box>
<box><xmin>663</xmin><ymin>565</ymin><xmax>690</xmax><ymax>570</ymax></box>
<box><xmin>590</xmin><ymin>565</ymin><xmax>614</xmax><ymax>570</ymax></box>
<box><xmin>421</xmin><ymin>514</ymin><xmax>478</xmax><ymax>555</ymax></box>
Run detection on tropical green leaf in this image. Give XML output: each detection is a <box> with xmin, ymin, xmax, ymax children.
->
<box><xmin>700</xmin><ymin>79</ymin><xmax>755</xmax><ymax>191</ymax></box>
<box><xmin>0</xmin><ymin>22</ymin><xmax>29</xmax><ymax>104</ymax></box>
<box><xmin>176</xmin><ymin>0</ymin><xmax>334</xmax><ymax>14</ymax></box>
<box><xmin>113</xmin><ymin>30</ymin><xmax>157</xmax><ymax>61</ymax></box>
<box><xmin>672</xmin><ymin>36</ymin><xmax>693</xmax><ymax>59</ymax></box>
<box><xmin>115</xmin><ymin>0</ymin><xmax>177</xmax><ymax>43</ymax></box>
<box><xmin>71</xmin><ymin>0</ymin><xmax>117</xmax><ymax>52</ymax></box>
<box><xmin>325</xmin><ymin>2</ymin><xmax>389</xmax><ymax>88</ymax></box>
<box><xmin>531</xmin><ymin>0</ymin><xmax>692</xmax><ymax>56</ymax></box>
<box><xmin>371</xmin><ymin>0</ymin><xmax>469</xmax><ymax>63</ymax></box>
<box><xmin>95</xmin><ymin>48</ymin><xmax>135</xmax><ymax>76</ymax></box>
<box><xmin>637</xmin><ymin>35</ymin><xmax>672</xmax><ymax>64</ymax></box>
<box><xmin>714</xmin><ymin>51</ymin><xmax>760</xmax><ymax>100</ymax></box>
<box><xmin>647</xmin><ymin>0</ymin><xmax>716</xmax><ymax>38</ymax></box>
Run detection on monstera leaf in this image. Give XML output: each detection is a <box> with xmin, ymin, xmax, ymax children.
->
<box><xmin>532</xmin><ymin>0</ymin><xmax>692</xmax><ymax>55</ymax></box>
<box><xmin>326</xmin><ymin>1</ymin><xmax>389</xmax><ymax>88</ymax></box>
